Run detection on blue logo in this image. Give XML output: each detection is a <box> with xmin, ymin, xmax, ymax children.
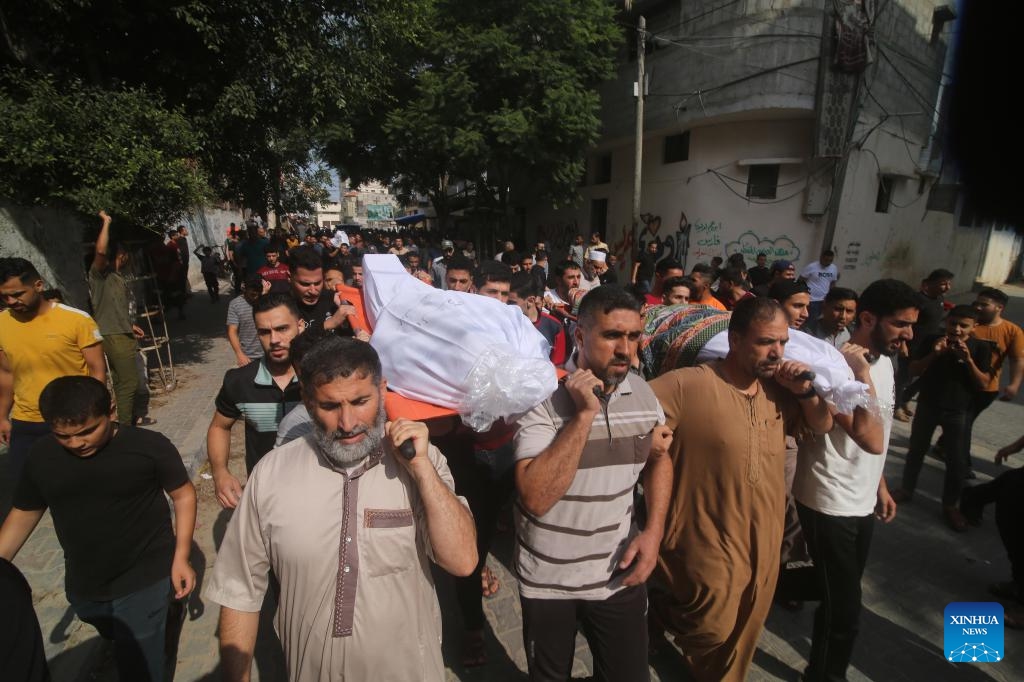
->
<box><xmin>944</xmin><ymin>602</ymin><xmax>1004</xmax><ymax>663</ymax></box>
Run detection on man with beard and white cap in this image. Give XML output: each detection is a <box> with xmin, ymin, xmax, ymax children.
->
<box><xmin>204</xmin><ymin>336</ymin><xmax>477</xmax><ymax>682</ymax></box>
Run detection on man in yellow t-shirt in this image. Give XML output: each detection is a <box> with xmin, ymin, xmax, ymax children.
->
<box><xmin>0</xmin><ymin>257</ymin><xmax>106</xmax><ymax>482</ymax></box>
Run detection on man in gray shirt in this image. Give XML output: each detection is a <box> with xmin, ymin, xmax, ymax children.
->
<box><xmin>804</xmin><ymin>287</ymin><xmax>858</xmax><ymax>349</ymax></box>
<box><xmin>226</xmin><ymin>275</ymin><xmax>264</xmax><ymax>366</ymax></box>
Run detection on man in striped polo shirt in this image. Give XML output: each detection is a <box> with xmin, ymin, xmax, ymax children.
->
<box><xmin>207</xmin><ymin>293</ymin><xmax>302</xmax><ymax>509</ymax></box>
<box><xmin>514</xmin><ymin>285</ymin><xmax>673</xmax><ymax>682</ymax></box>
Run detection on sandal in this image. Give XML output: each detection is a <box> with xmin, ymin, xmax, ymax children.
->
<box><xmin>481</xmin><ymin>565</ymin><xmax>500</xmax><ymax>598</ymax></box>
<box><xmin>461</xmin><ymin>629</ymin><xmax>487</xmax><ymax>668</ymax></box>
<box><xmin>136</xmin><ymin>417</ymin><xmax>158</xmax><ymax>426</ymax></box>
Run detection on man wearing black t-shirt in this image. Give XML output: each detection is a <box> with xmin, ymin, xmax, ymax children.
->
<box><xmin>287</xmin><ymin>245</ymin><xmax>355</xmax><ymax>335</ymax></box>
<box><xmin>207</xmin><ymin>293</ymin><xmax>303</xmax><ymax>509</ymax></box>
<box><xmin>0</xmin><ymin>376</ymin><xmax>196</xmax><ymax>681</ymax></box>
<box><xmin>631</xmin><ymin>240</ymin><xmax>660</xmax><ymax>293</ymax></box>
<box><xmin>891</xmin><ymin>305</ymin><xmax>992</xmax><ymax>530</ymax></box>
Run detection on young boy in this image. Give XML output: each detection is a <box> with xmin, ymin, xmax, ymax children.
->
<box><xmin>508</xmin><ymin>271</ymin><xmax>566</xmax><ymax>367</ymax></box>
<box><xmin>0</xmin><ymin>376</ymin><xmax>196</xmax><ymax>680</ymax></box>
<box><xmin>193</xmin><ymin>245</ymin><xmax>222</xmax><ymax>302</ymax></box>
<box><xmin>892</xmin><ymin>305</ymin><xmax>992</xmax><ymax>530</ymax></box>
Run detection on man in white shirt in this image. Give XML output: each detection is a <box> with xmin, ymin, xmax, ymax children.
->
<box><xmin>792</xmin><ymin>278</ymin><xmax>920</xmax><ymax>681</ymax></box>
<box><xmin>799</xmin><ymin>250</ymin><xmax>840</xmax><ymax>322</ymax></box>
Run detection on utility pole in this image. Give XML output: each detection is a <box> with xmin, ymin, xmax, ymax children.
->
<box><xmin>631</xmin><ymin>15</ymin><xmax>646</xmax><ymax>243</ymax></box>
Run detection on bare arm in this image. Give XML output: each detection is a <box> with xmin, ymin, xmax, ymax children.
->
<box><xmin>207</xmin><ymin>411</ymin><xmax>243</xmax><ymax>508</ymax></box>
<box><xmin>218</xmin><ymin>607</ymin><xmax>259</xmax><ymax>682</ymax></box>
<box><xmin>996</xmin><ymin>434</ymin><xmax>1024</xmax><ymax>465</ymax></box>
<box><xmin>91</xmin><ymin>210</ymin><xmax>112</xmax><ymax>272</ymax></box>
<box><xmin>630</xmin><ymin>261</ymin><xmax>640</xmax><ymax>283</ymax></box>
<box><xmin>82</xmin><ymin>344</ymin><xmax>107</xmax><ymax>384</ymax></box>
<box><xmin>516</xmin><ymin>371</ymin><xmax>602</xmax><ymax>517</ymax></box>
<box><xmin>0</xmin><ymin>350</ymin><xmax>13</xmax><ymax>444</ymax></box>
<box><xmin>0</xmin><ymin>507</ymin><xmax>46</xmax><ymax>560</ymax></box>
<box><xmin>1002</xmin><ymin>354</ymin><xmax>1024</xmax><ymax>400</ymax></box>
<box><xmin>226</xmin><ymin>325</ymin><xmax>251</xmax><ymax>366</ymax></box>
<box><xmin>831</xmin><ymin>344</ymin><xmax>884</xmax><ymax>454</ymax></box>
<box><xmin>387</xmin><ymin>419</ymin><xmax>477</xmax><ymax>576</ymax></box>
<box><xmin>776</xmin><ymin>360</ymin><xmax>833</xmax><ymax>435</ymax></box>
<box><xmin>167</xmin><ymin>482</ymin><xmax>198</xmax><ymax>599</ymax></box>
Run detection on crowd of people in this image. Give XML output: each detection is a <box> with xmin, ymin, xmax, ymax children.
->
<box><xmin>1</xmin><ymin>218</ymin><xmax>1023</xmax><ymax>682</ymax></box>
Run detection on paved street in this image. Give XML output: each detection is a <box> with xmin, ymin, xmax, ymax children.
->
<box><xmin>4</xmin><ymin>282</ymin><xmax>1024</xmax><ymax>681</ymax></box>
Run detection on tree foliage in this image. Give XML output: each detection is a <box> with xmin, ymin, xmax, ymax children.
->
<box><xmin>0</xmin><ymin>0</ymin><xmax>429</xmax><ymax>225</ymax></box>
<box><xmin>327</xmin><ymin>0</ymin><xmax>622</xmax><ymax>228</ymax></box>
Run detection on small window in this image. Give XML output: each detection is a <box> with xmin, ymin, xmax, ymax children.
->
<box><xmin>664</xmin><ymin>132</ymin><xmax>690</xmax><ymax>164</ymax></box>
<box><xmin>875</xmin><ymin>177</ymin><xmax>893</xmax><ymax>213</ymax></box>
<box><xmin>593</xmin><ymin>153</ymin><xmax>612</xmax><ymax>185</ymax></box>
<box><xmin>746</xmin><ymin>164</ymin><xmax>780</xmax><ymax>199</ymax></box>
<box><xmin>590</xmin><ymin>198</ymin><xmax>608</xmax><ymax>234</ymax></box>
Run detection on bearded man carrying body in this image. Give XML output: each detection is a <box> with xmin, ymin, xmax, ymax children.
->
<box><xmin>203</xmin><ymin>336</ymin><xmax>477</xmax><ymax>682</ymax></box>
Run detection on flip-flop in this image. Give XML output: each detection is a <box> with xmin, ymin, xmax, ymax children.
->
<box><xmin>481</xmin><ymin>565</ymin><xmax>500</xmax><ymax>598</ymax></box>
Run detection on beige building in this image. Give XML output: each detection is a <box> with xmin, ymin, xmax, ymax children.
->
<box><xmin>524</xmin><ymin>0</ymin><xmax>1020</xmax><ymax>292</ymax></box>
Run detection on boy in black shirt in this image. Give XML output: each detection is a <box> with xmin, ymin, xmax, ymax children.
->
<box><xmin>0</xmin><ymin>376</ymin><xmax>196</xmax><ymax>681</ymax></box>
<box><xmin>891</xmin><ymin>305</ymin><xmax>992</xmax><ymax>530</ymax></box>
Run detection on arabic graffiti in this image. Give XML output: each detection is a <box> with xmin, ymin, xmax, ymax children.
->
<box><xmin>724</xmin><ymin>230</ymin><xmax>801</xmax><ymax>265</ymax></box>
<box><xmin>636</xmin><ymin>211</ymin><xmax>691</xmax><ymax>270</ymax></box>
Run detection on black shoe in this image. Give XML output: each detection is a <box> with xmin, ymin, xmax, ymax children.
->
<box><xmin>965</xmin><ymin>469</ymin><xmax>977</xmax><ymax>480</ymax></box>
<box><xmin>960</xmin><ymin>491</ymin><xmax>983</xmax><ymax>526</ymax></box>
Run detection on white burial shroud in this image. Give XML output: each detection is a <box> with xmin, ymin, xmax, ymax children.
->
<box><xmin>696</xmin><ymin>326</ymin><xmax>873</xmax><ymax>415</ymax></box>
<box><xmin>363</xmin><ymin>254</ymin><xmax>557</xmax><ymax>431</ymax></box>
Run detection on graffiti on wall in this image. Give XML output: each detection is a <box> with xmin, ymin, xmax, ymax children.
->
<box><xmin>724</xmin><ymin>230</ymin><xmax>801</xmax><ymax>265</ymax></box>
<box><xmin>635</xmin><ymin>211</ymin><xmax>692</xmax><ymax>270</ymax></box>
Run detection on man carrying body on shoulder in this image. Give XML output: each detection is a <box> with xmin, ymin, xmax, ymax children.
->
<box><xmin>1</xmin><ymin>257</ymin><xmax>106</xmax><ymax>483</ymax></box>
<box><xmin>514</xmin><ymin>285</ymin><xmax>673</xmax><ymax>681</ymax></box>
<box><xmin>0</xmin><ymin>376</ymin><xmax>196</xmax><ymax>681</ymax></box>
<box><xmin>287</xmin><ymin>246</ymin><xmax>355</xmax><ymax>335</ymax></box>
<box><xmin>687</xmin><ymin>263</ymin><xmax>727</xmax><ymax>311</ymax></box>
<box><xmin>714</xmin><ymin>267</ymin><xmax>754</xmax><ymax>311</ymax></box>
<box><xmin>648</xmin><ymin>296</ymin><xmax>832</xmax><ymax>681</ymax></box>
<box><xmin>643</xmin><ymin>259</ymin><xmax>685</xmax><ymax>307</ymax></box>
<box><xmin>793</xmin><ymin>279</ymin><xmax>919</xmax><ymax>681</ymax></box>
<box><xmin>509</xmin><ymin>272</ymin><xmax>566</xmax><ymax>367</ymax></box>
<box><xmin>207</xmin><ymin>293</ymin><xmax>303</xmax><ymax>509</ymax></box>
<box><xmin>205</xmin><ymin>336</ymin><xmax>476</xmax><ymax>681</ymax></box>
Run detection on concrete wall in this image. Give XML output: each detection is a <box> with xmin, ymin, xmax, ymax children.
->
<box><xmin>0</xmin><ymin>202</ymin><xmax>91</xmax><ymax>309</ymax></box>
<box><xmin>180</xmin><ymin>205</ymin><xmax>246</xmax><ymax>287</ymax></box>
<box><xmin>977</xmin><ymin>226</ymin><xmax>1024</xmax><ymax>286</ymax></box>
<box><xmin>528</xmin><ymin>116</ymin><xmax>825</xmax><ymax>278</ymax></box>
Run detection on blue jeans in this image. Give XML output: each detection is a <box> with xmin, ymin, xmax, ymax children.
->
<box><xmin>69</xmin><ymin>577</ymin><xmax>171</xmax><ymax>681</ymax></box>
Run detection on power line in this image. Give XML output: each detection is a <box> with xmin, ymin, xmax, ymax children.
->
<box><xmin>647</xmin><ymin>0</ymin><xmax>744</xmax><ymax>38</ymax></box>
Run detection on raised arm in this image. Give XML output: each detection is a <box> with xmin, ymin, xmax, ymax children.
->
<box><xmin>91</xmin><ymin>210</ymin><xmax>113</xmax><ymax>272</ymax></box>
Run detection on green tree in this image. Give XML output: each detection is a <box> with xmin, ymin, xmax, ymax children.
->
<box><xmin>327</xmin><ymin>0</ymin><xmax>621</xmax><ymax>234</ymax></box>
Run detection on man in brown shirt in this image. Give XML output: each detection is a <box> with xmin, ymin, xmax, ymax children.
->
<box><xmin>647</xmin><ymin>296</ymin><xmax>833</xmax><ymax>682</ymax></box>
<box><xmin>204</xmin><ymin>336</ymin><xmax>477</xmax><ymax>681</ymax></box>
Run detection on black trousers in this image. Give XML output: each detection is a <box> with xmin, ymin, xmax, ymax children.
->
<box><xmin>901</xmin><ymin>401</ymin><xmax>969</xmax><ymax>506</ymax></box>
<box><xmin>434</xmin><ymin>432</ymin><xmax>515</xmax><ymax>632</ymax></box>
<box><xmin>797</xmin><ymin>503</ymin><xmax>875</xmax><ymax>682</ymax></box>
<box><xmin>521</xmin><ymin>584</ymin><xmax>649</xmax><ymax>682</ymax></box>
<box><xmin>962</xmin><ymin>468</ymin><xmax>1024</xmax><ymax>588</ymax></box>
<box><xmin>202</xmin><ymin>271</ymin><xmax>220</xmax><ymax>301</ymax></box>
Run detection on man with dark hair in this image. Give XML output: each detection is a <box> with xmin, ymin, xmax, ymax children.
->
<box><xmin>688</xmin><ymin>263</ymin><xmax>727</xmax><ymax>311</ymax></box>
<box><xmin>972</xmin><ymin>286</ymin><xmax>1023</xmax><ymax>403</ymax></box>
<box><xmin>644</xmin><ymin>258</ymin><xmax>684</xmax><ymax>306</ymax></box>
<box><xmin>631</xmin><ymin>240</ymin><xmax>660</xmax><ymax>292</ymax></box>
<box><xmin>444</xmin><ymin>255</ymin><xmax>475</xmax><ymax>293</ymax></box>
<box><xmin>1</xmin><ymin>257</ymin><xmax>106</xmax><ymax>482</ymax></box>
<box><xmin>544</xmin><ymin>260</ymin><xmax>584</xmax><ymax>321</ymax></box>
<box><xmin>714</xmin><ymin>267</ymin><xmax>754</xmax><ymax>311</ymax></box>
<box><xmin>207</xmin><ymin>293</ymin><xmax>303</xmax><ymax>509</ymax></box>
<box><xmin>805</xmin><ymin>287</ymin><xmax>858</xmax><ymax>348</ymax></box>
<box><xmin>236</xmin><ymin>224</ymin><xmax>270</xmax><ymax>278</ymax></box>
<box><xmin>287</xmin><ymin>246</ymin><xmax>354</xmax><ymax>335</ymax></box>
<box><xmin>509</xmin><ymin>272</ymin><xmax>566</xmax><ymax>366</ymax></box>
<box><xmin>769</xmin><ymin>279</ymin><xmax>812</xmax><ymax>329</ymax></box>
<box><xmin>90</xmin><ymin>210</ymin><xmax>149</xmax><ymax>426</ymax></box>
<box><xmin>472</xmin><ymin>261</ymin><xmax>512</xmax><ymax>302</ymax></box>
<box><xmin>273</xmin><ymin>328</ymin><xmax>329</xmax><ymax>447</ymax></box>
<box><xmin>205</xmin><ymin>336</ymin><xmax>476</xmax><ymax>681</ymax></box>
<box><xmin>747</xmin><ymin>252</ymin><xmax>771</xmax><ymax>287</ymax></box>
<box><xmin>752</xmin><ymin>259</ymin><xmax>796</xmax><ymax>297</ymax></box>
<box><xmin>257</xmin><ymin>243</ymin><xmax>290</xmax><ymax>293</ymax></box>
<box><xmin>895</xmin><ymin>268</ymin><xmax>955</xmax><ymax>421</ymax></box>
<box><xmin>892</xmin><ymin>304</ymin><xmax>992</xmax><ymax>530</ymax></box>
<box><xmin>431</xmin><ymin>239</ymin><xmax>457</xmax><ymax>288</ymax></box>
<box><xmin>659</xmin><ymin>276</ymin><xmax>694</xmax><ymax>306</ymax></box>
<box><xmin>649</xmin><ymin>296</ymin><xmax>832</xmax><ymax>682</ymax></box>
<box><xmin>514</xmin><ymin>285</ymin><xmax>672</xmax><ymax>681</ymax></box>
<box><xmin>799</xmin><ymin>250</ymin><xmax>839</xmax><ymax>321</ymax></box>
<box><xmin>793</xmin><ymin>278</ymin><xmax>918</xmax><ymax>681</ymax></box>
<box><xmin>226</xmin><ymin>274</ymin><xmax>266</xmax><ymax>367</ymax></box>
<box><xmin>0</xmin><ymin>376</ymin><xmax>196</xmax><ymax>681</ymax></box>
